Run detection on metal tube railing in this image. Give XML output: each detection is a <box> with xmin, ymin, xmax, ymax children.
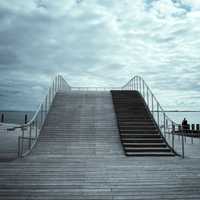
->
<box><xmin>7</xmin><ymin>75</ymin><xmax>71</xmax><ymax>158</ymax></box>
<box><xmin>6</xmin><ymin>74</ymin><xmax>186</xmax><ymax>158</ymax></box>
<box><xmin>121</xmin><ymin>75</ymin><xmax>185</xmax><ymax>158</ymax></box>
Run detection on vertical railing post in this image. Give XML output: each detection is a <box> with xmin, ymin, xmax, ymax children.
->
<box><xmin>147</xmin><ymin>89</ymin><xmax>149</xmax><ymax>107</ymax></box>
<box><xmin>131</xmin><ymin>79</ymin><xmax>133</xmax><ymax>90</ymax></box>
<box><xmin>172</xmin><ymin>122</ymin><xmax>175</xmax><ymax>150</ymax></box>
<box><xmin>58</xmin><ymin>75</ymin><xmax>60</xmax><ymax>90</ymax></box>
<box><xmin>137</xmin><ymin>77</ymin><xmax>138</xmax><ymax>91</ymax></box>
<box><xmin>1</xmin><ymin>113</ymin><xmax>4</xmax><ymax>123</ymax></box>
<box><xmin>18</xmin><ymin>136</ymin><xmax>21</xmax><ymax>157</ymax></box>
<box><xmin>21</xmin><ymin>128</ymin><xmax>25</xmax><ymax>156</ymax></box>
<box><xmin>29</xmin><ymin>124</ymin><xmax>32</xmax><ymax>149</ymax></box>
<box><xmin>52</xmin><ymin>80</ymin><xmax>55</xmax><ymax>97</ymax></box>
<box><xmin>142</xmin><ymin>80</ymin><xmax>145</xmax><ymax>98</ymax></box>
<box><xmin>151</xmin><ymin>94</ymin><xmax>154</xmax><ymax>116</ymax></box>
<box><xmin>157</xmin><ymin>102</ymin><xmax>159</xmax><ymax>127</ymax></box>
<box><xmin>40</xmin><ymin>104</ymin><xmax>43</xmax><ymax>128</ymax></box>
<box><xmin>181</xmin><ymin>128</ymin><xmax>185</xmax><ymax>158</ymax></box>
<box><xmin>35</xmin><ymin>118</ymin><xmax>38</xmax><ymax>138</ymax></box>
<box><xmin>164</xmin><ymin>113</ymin><xmax>166</xmax><ymax>138</ymax></box>
<box><xmin>139</xmin><ymin>77</ymin><xmax>141</xmax><ymax>93</ymax></box>
<box><xmin>134</xmin><ymin>78</ymin><xmax>136</xmax><ymax>90</ymax></box>
<box><xmin>55</xmin><ymin>76</ymin><xmax>57</xmax><ymax>92</ymax></box>
<box><xmin>45</xmin><ymin>96</ymin><xmax>48</xmax><ymax>116</ymax></box>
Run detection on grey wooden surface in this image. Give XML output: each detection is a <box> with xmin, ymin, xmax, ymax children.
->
<box><xmin>0</xmin><ymin>91</ymin><xmax>200</xmax><ymax>199</ymax></box>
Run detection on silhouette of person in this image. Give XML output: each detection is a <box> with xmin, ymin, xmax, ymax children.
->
<box><xmin>182</xmin><ymin>118</ymin><xmax>188</xmax><ymax>131</ymax></box>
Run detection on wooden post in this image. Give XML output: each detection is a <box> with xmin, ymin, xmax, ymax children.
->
<box><xmin>1</xmin><ymin>113</ymin><xmax>4</xmax><ymax>123</ymax></box>
<box><xmin>196</xmin><ymin>124</ymin><xmax>200</xmax><ymax>131</ymax></box>
<box><xmin>172</xmin><ymin>123</ymin><xmax>175</xmax><ymax>150</ymax></box>
<box><xmin>192</xmin><ymin>124</ymin><xmax>195</xmax><ymax>132</ymax></box>
<box><xmin>25</xmin><ymin>114</ymin><xmax>28</xmax><ymax>124</ymax></box>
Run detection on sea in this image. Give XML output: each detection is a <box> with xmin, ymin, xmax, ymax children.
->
<box><xmin>0</xmin><ymin>111</ymin><xmax>35</xmax><ymax>125</ymax></box>
<box><xmin>0</xmin><ymin>110</ymin><xmax>200</xmax><ymax>125</ymax></box>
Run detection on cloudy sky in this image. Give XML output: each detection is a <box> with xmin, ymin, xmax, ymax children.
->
<box><xmin>0</xmin><ymin>0</ymin><xmax>200</xmax><ymax>111</ymax></box>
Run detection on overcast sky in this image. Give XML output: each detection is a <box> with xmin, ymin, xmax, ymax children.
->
<box><xmin>0</xmin><ymin>0</ymin><xmax>200</xmax><ymax>111</ymax></box>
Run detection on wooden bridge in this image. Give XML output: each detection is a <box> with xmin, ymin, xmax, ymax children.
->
<box><xmin>0</xmin><ymin>76</ymin><xmax>200</xmax><ymax>199</ymax></box>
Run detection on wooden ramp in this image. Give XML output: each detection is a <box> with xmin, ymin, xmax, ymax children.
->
<box><xmin>0</xmin><ymin>91</ymin><xmax>200</xmax><ymax>199</ymax></box>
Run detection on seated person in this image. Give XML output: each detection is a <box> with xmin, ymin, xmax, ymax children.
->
<box><xmin>182</xmin><ymin>118</ymin><xmax>189</xmax><ymax>131</ymax></box>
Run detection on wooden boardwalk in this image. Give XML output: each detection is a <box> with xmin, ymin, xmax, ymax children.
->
<box><xmin>0</xmin><ymin>91</ymin><xmax>200</xmax><ymax>199</ymax></box>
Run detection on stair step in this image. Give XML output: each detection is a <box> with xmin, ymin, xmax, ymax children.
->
<box><xmin>125</xmin><ymin>152</ymin><xmax>175</xmax><ymax>156</ymax></box>
<box><xmin>120</xmin><ymin>134</ymin><xmax>161</xmax><ymax>138</ymax></box>
<box><xmin>118</xmin><ymin>119</ymin><xmax>153</xmax><ymax>122</ymax></box>
<box><xmin>124</xmin><ymin>147</ymin><xmax>171</xmax><ymax>152</ymax></box>
<box><xmin>121</xmin><ymin>138</ymin><xmax>164</xmax><ymax>143</ymax></box>
<box><xmin>120</xmin><ymin>122</ymin><xmax>154</xmax><ymax>125</ymax></box>
<box><xmin>119</xmin><ymin>126</ymin><xmax>156</xmax><ymax>130</ymax></box>
<box><xmin>123</xmin><ymin>143</ymin><xmax>167</xmax><ymax>148</ymax></box>
<box><xmin>111</xmin><ymin>90</ymin><xmax>175</xmax><ymax>157</ymax></box>
<box><xmin>120</xmin><ymin>130</ymin><xmax>159</xmax><ymax>133</ymax></box>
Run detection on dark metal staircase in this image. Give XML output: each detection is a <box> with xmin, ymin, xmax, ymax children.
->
<box><xmin>111</xmin><ymin>90</ymin><xmax>175</xmax><ymax>156</ymax></box>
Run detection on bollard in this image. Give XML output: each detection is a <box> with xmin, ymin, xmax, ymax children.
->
<box><xmin>1</xmin><ymin>113</ymin><xmax>4</xmax><ymax>123</ymax></box>
<box><xmin>25</xmin><ymin>114</ymin><xmax>28</xmax><ymax>124</ymax></box>
<box><xmin>196</xmin><ymin>124</ymin><xmax>200</xmax><ymax>131</ymax></box>
<box><xmin>192</xmin><ymin>124</ymin><xmax>195</xmax><ymax>131</ymax></box>
<box><xmin>178</xmin><ymin>125</ymin><xmax>181</xmax><ymax>141</ymax></box>
<box><xmin>172</xmin><ymin>123</ymin><xmax>175</xmax><ymax>150</ymax></box>
<box><xmin>191</xmin><ymin>124</ymin><xmax>195</xmax><ymax>144</ymax></box>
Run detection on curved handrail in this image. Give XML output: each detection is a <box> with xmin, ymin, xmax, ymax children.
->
<box><xmin>8</xmin><ymin>74</ymin><xmax>185</xmax><ymax>158</ymax></box>
<box><xmin>122</xmin><ymin>75</ymin><xmax>185</xmax><ymax>158</ymax></box>
<box><xmin>8</xmin><ymin>75</ymin><xmax>71</xmax><ymax>157</ymax></box>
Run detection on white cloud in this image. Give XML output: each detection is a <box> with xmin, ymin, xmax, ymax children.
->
<box><xmin>0</xmin><ymin>0</ymin><xmax>200</xmax><ymax>110</ymax></box>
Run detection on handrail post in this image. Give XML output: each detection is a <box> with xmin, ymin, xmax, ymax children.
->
<box><xmin>139</xmin><ymin>77</ymin><xmax>141</xmax><ymax>93</ymax></box>
<box><xmin>18</xmin><ymin>136</ymin><xmax>21</xmax><ymax>157</ymax></box>
<box><xmin>157</xmin><ymin>102</ymin><xmax>159</xmax><ymax>127</ymax></box>
<box><xmin>136</xmin><ymin>77</ymin><xmax>138</xmax><ymax>91</ymax></box>
<box><xmin>134</xmin><ymin>78</ymin><xmax>136</xmax><ymax>90</ymax></box>
<box><xmin>151</xmin><ymin>94</ymin><xmax>154</xmax><ymax>116</ymax></box>
<box><xmin>181</xmin><ymin>128</ymin><xmax>185</xmax><ymax>158</ymax></box>
<box><xmin>53</xmin><ymin>80</ymin><xmax>55</xmax><ymax>97</ymax></box>
<box><xmin>172</xmin><ymin>122</ymin><xmax>175</xmax><ymax>150</ymax></box>
<box><xmin>142</xmin><ymin>79</ymin><xmax>145</xmax><ymax>98</ymax></box>
<box><xmin>55</xmin><ymin>76</ymin><xmax>57</xmax><ymax>92</ymax></box>
<box><xmin>164</xmin><ymin>113</ymin><xmax>166</xmax><ymax>138</ymax></box>
<box><xmin>45</xmin><ymin>96</ymin><xmax>48</xmax><ymax>116</ymax></box>
<box><xmin>40</xmin><ymin>104</ymin><xmax>43</xmax><ymax>128</ymax></box>
<box><xmin>29</xmin><ymin>124</ymin><xmax>32</xmax><ymax>149</ymax></box>
<box><xmin>35</xmin><ymin>118</ymin><xmax>38</xmax><ymax>138</ymax></box>
<box><xmin>131</xmin><ymin>79</ymin><xmax>133</xmax><ymax>90</ymax></box>
<box><xmin>21</xmin><ymin>128</ymin><xmax>24</xmax><ymax>156</ymax></box>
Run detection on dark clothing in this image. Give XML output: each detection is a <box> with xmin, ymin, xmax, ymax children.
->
<box><xmin>182</xmin><ymin>119</ymin><xmax>188</xmax><ymax>131</ymax></box>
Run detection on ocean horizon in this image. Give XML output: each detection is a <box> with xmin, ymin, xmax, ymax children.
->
<box><xmin>1</xmin><ymin>110</ymin><xmax>200</xmax><ymax>126</ymax></box>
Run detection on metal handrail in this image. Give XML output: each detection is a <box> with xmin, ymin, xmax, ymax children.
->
<box><xmin>122</xmin><ymin>75</ymin><xmax>185</xmax><ymax>158</ymax></box>
<box><xmin>71</xmin><ymin>87</ymin><xmax>121</xmax><ymax>91</ymax></box>
<box><xmin>8</xmin><ymin>74</ymin><xmax>185</xmax><ymax>158</ymax></box>
<box><xmin>8</xmin><ymin>75</ymin><xmax>71</xmax><ymax>157</ymax></box>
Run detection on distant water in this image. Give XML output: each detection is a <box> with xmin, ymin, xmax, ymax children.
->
<box><xmin>0</xmin><ymin>110</ymin><xmax>200</xmax><ymax>126</ymax></box>
<box><xmin>165</xmin><ymin>112</ymin><xmax>200</xmax><ymax>125</ymax></box>
<box><xmin>0</xmin><ymin>111</ymin><xmax>35</xmax><ymax>124</ymax></box>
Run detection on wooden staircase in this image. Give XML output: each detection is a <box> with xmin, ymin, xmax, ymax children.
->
<box><xmin>111</xmin><ymin>90</ymin><xmax>175</xmax><ymax>156</ymax></box>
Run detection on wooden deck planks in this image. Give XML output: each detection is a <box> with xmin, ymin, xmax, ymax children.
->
<box><xmin>0</xmin><ymin>91</ymin><xmax>200</xmax><ymax>199</ymax></box>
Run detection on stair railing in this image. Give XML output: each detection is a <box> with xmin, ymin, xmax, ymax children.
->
<box><xmin>122</xmin><ymin>76</ymin><xmax>185</xmax><ymax>158</ymax></box>
<box><xmin>7</xmin><ymin>75</ymin><xmax>71</xmax><ymax>157</ymax></box>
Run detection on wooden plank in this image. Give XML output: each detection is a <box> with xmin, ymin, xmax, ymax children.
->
<box><xmin>0</xmin><ymin>91</ymin><xmax>200</xmax><ymax>199</ymax></box>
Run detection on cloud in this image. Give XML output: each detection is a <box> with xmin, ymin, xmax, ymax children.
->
<box><xmin>0</xmin><ymin>0</ymin><xmax>200</xmax><ymax>111</ymax></box>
